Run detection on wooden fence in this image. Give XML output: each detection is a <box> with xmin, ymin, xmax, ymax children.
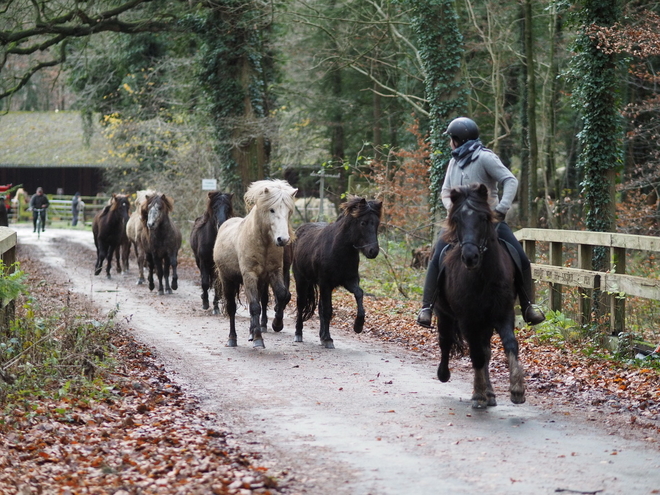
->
<box><xmin>515</xmin><ymin>228</ymin><xmax>660</xmax><ymax>336</ymax></box>
<box><xmin>0</xmin><ymin>227</ymin><xmax>17</xmax><ymax>330</ymax></box>
<box><xmin>12</xmin><ymin>195</ymin><xmax>110</xmax><ymax>225</ymax></box>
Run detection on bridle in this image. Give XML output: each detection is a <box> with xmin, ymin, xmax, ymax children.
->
<box><xmin>453</xmin><ymin>200</ymin><xmax>490</xmax><ymax>255</ymax></box>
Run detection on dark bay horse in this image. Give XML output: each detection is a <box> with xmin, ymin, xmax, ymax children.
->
<box><xmin>190</xmin><ymin>191</ymin><xmax>234</xmax><ymax>314</ymax></box>
<box><xmin>292</xmin><ymin>197</ymin><xmax>382</xmax><ymax>349</ymax></box>
<box><xmin>213</xmin><ymin>179</ymin><xmax>297</xmax><ymax>348</ymax></box>
<box><xmin>92</xmin><ymin>194</ymin><xmax>131</xmax><ymax>279</ymax></box>
<box><xmin>435</xmin><ymin>183</ymin><xmax>525</xmax><ymax>409</ymax></box>
<box><xmin>139</xmin><ymin>193</ymin><xmax>182</xmax><ymax>295</ymax></box>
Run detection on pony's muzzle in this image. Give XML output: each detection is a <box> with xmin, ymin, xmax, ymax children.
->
<box><xmin>276</xmin><ymin>236</ymin><xmax>290</xmax><ymax>247</ymax></box>
<box><xmin>461</xmin><ymin>244</ymin><xmax>481</xmax><ymax>269</ymax></box>
<box><xmin>364</xmin><ymin>246</ymin><xmax>379</xmax><ymax>259</ymax></box>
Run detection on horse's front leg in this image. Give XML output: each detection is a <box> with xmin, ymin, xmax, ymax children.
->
<box><xmin>343</xmin><ymin>277</ymin><xmax>364</xmax><ymax>333</ymax></box>
<box><xmin>146</xmin><ymin>252</ymin><xmax>155</xmax><ymax>292</ymax></box>
<box><xmin>163</xmin><ymin>257</ymin><xmax>172</xmax><ymax>294</ymax></box>
<box><xmin>114</xmin><ymin>243</ymin><xmax>122</xmax><ymax>275</ymax></box>
<box><xmin>270</xmin><ymin>272</ymin><xmax>290</xmax><ymax>333</ymax></box>
<box><xmin>244</xmin><ymin>276</ymin><xmax>264</xmax><ymax>348</ymax></box>
<box><xmin>212</xmin><ymin>277</ymin><xmax>221</xmax><ymax>315</ymax></box>
<box><xmin>468</xmin><ymin>330</ymin><xmax>495</xmax><ymax>409</ymax></box>
<box><xmin>201</xmin><ymin>267</ymin><xmax>211</xmax><ymax>310</ymax></box>
<box><xmin>318</xmin><ymin>286</ymin><xmax>334</xmax><ymax>349</ymax></box>
<box><xmin>170</xmin><ymin>253</ymin><xmax>178</xmax><ymax>291</ymax></box>
<box><xmin>436</xmin><ymin>313</ymin><xmax>455</xmax><ymax>383</ymax></box>
<box><xmin>94</xmin><ymin>246</ymin><xmax>106</xmax><ymax>277</ymax></box>
<box><xmin>223</xmin><ymin>281</ymin><xmax>238</xmax><ymax>347</ymax></box>
<box><xmin>154</xmin><ymin>256</ymin><xmax>165</xmax><ymax>295</ymax></box>
<box><xmin>497</xmin><ymin>319</ymin><xmax>526</xmax><ymax>404</ymax></box>
<box><xmin>105</xmin><ymin>245</ymin><xmax>115</xmax><ymax>279</ymax></box>
<box><xmin>259</xmin><ymin>285</ymin><xmax>269</xmax><ymax>333</ymax></box>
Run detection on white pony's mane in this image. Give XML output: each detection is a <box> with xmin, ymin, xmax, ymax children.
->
<box><xmin>244</xmin><ymin>179</ymin><xmax>296</xmax><ymax>211</ymax></box>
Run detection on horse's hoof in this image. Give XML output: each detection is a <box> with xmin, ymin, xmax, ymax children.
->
<box><xmin>202</xmin><ymin>302</ymin><xmax>210</xmax><ymax>310</ymax></box>
<box><xmin>322</xmin><ymin>340</ymin><xmax>335</xmax><ymax>349</ymax></box>
<box><xmin>94</xmin><ymin>268</ymin><xmax>102</xmax><ymax>276</ymax></box>
<box><xmin>166</xmin><ymin>289</ymin><xmax>173</xmax><ymax>295</ymax></box>
<box><xmin>106</xmin><ymin>274</ymin><xmax>112</xmax><ymax>280</ymax></box>
<box><xmin>487</xmin><ymin>396</ymin><xmax>498</xmax><ymax>407</ymax></box>
<box><xmin>261</xmin><ymin>326</ymin><xmax>268</xmax><ymax>333</ymax></box>
<box><xmin>294</xmin><ymin>335</ymin><xmax>303</xmax><ymax>343</ymax></box>
<box><xmin>471</xmin><ymin>399</ymin><xmax>488</xmax><ymax>409</ymax></box>
<box><xmin>437</xmin><ymin>365</ymin><xmax>451</xmax><ymax>383</ymax></box>
<box><xmin>510</xmin><ymin>392</ymin><xmax>526</xmax><ymax>404</ymax></box>
<box><xmin>172</xmin><ymin>280</ymin><xmax>178</xmax><ymax>291</ymax></box>
<box><xmin>137</xmin><ymin>279</ymin><xmax>144</xmax><ymax>285</ymax></box>
<box><xmin>227</xmin><ymin>339</ymin><xmax>237</xmax><ymax>347</ymax></box>
<box><xmin>212</xmin><ymin>308</ymin><xmax>220</xmax><ymax>315</ymax></box>
<box><xmin>158</xmin><ymin>290</ymin><xmax>165</xmax><ymax>296</ymax></box>
<box><xmin>353</xmin><ymin>316</ymin><xmax>365</xmax><ymax>333</ymax></box>
<box><xmin>253</xmin><ymin>339</ymin><xmax>265</xmax><ymax>349</ymax></box>
<box><xmin>272</xmin><ymin>318</ymin><xmax>283</xmax><ymax>332</ymax></box>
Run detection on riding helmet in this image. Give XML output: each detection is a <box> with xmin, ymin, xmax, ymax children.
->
<box><xmin>444</xmin><ymin>117</ymin><xmax>480</xmax><ymax>145</ymax></box>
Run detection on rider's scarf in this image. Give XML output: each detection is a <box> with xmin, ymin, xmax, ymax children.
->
<box><xmin>452</xmin><ymin>139</ymin><xmax>485</xmax><ymax>169</ymax></box>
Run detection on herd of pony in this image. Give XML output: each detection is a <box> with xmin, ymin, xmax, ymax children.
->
<box><xmin>91</xmin><ymin>179</ymin><xmax>526</xmax><ymax>409</ymax></box>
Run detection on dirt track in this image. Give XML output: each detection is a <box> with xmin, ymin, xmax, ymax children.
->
<box><xmin>17</xmin><ymin>225</ymin><xmax>660</xmax><ymax>495</ymax></box>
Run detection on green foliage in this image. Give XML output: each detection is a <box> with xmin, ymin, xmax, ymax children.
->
<box><xmin>0</xmin><ymin>261</ymin><xmax>28</xmax><ymax>304</ymax></box>
<box><xmin>531</xmin><ymin>309</ymin><xmax>583</xmax><ymax>345</ymax></box>
<box><xmin>0</xmin><ymin>297</ymin><xmax>117</xmax><ymax>409</ymax></box>
<box><xmin>406</xmin><ymin>0</ymin><xmax>468</xmax><ymax>214</ymax></box>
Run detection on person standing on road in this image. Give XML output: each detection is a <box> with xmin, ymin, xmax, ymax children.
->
<box><xmin>71</xmin><ymin>192</ymin><xmax>81</xmax><ymax>227</ymax></box>
<box><xmin>29</xmin><ymin>187</ymin><xmax>49</xmax><ymax>233</ymax></box>
<box><xmin>416</xmin><ymin>116</ymin><xmax>545</xmax><ymax>328</ymax></box>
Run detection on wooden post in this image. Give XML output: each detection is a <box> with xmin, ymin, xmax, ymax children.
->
<box><xmin>549</xmin><ymin>241</ymin><xmax>563</xmax><ymax>312</ymax></box>
<box><xmin>578</xmin><ymin>243</ymin><xmax>593</xmax><ymax>327</ymax></box>
<box><xmin>611</xmin><ymin>246</ymin><xmax>626</xmax><ymax>335</ymax></box>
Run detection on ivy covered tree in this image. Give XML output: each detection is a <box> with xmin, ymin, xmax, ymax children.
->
<box><xmin>569</xmin><ymin>0</ymin><xmax>623</xmax><ymax>247</ymax></box>
<box><xmin>407</xmin><ymin>0</ymin><xmax>467</xmax><ymax>214</ymax></box>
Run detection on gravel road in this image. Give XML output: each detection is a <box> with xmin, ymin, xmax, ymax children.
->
<box><xmin>17</xmin><ymin>225</ymin><xmax>660</xmax><ymax>495</ymax></box>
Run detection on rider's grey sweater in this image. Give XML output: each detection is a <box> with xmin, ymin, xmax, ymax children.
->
<box><xmin>441</xmin><ymin>146</ymin><xmax>518</xmax><ymax>215</ymax></box>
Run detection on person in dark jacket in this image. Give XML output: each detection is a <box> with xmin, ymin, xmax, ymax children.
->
<box><xmin>417</xmin><ymin>117</ymin><xmax>545</xmax><ymax>328</ymax></box>
<box><xmin>29</xmin><ymin>187</ymin><xmax>49</xmax><ymax>232</ymax></box>
<box><xmin>71</xmin><ymin>192</ymin><xmax>81</xmax><ymax>227</ymax></box>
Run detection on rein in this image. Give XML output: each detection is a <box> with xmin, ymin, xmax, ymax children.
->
<box><xmin>353</xmin><ymin>240</ymin><xmax>379</xmax><ymax>250</ymax></box>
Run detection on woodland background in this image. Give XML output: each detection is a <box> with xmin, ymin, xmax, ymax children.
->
<box><xmin>2</xmin><ymin>0</ymin><xmax>660</xmax><ymax>247</ymax></box>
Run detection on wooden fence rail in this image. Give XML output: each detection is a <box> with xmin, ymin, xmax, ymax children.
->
<box><xmin>0</xmin><ymin>227</ymin><xmax>17</xmax><ymax>330</ymax></box>
<box><xmin>515</xmin><ymin>228</ymin><xmax>660</xmax><ymax>335</ymax></box>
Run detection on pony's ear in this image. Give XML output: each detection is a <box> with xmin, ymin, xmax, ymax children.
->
<box><xmin>476</xmin><ymin>183</ymin><xmax>489</xmax><ymax>199</ymax></box>
<box><xmin>371</xmin><ymin>200</ymin><xmax>383</xmax><ymax>217</ymax></box>
<box><xmin>449</xmin><ymin>187</ymin><xmax>463</xmax><ymax>205</ymax></box>
<box><xmin>208</xmin><ymin>191</ymin><xmax>215</xmax><ymax>199</ymax></box>
<box><xmin>291</xmin><ymin>188</ymin><xmax>298</xmax><ymax>198</ymax></box>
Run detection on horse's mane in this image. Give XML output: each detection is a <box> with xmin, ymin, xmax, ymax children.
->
<box><xmin>244</xmin><ymin>179</ymin><xmax>297</xmax><ymax>211</ymax></box>
<box><xmin>339</xmin><ymin>196</ymin><xmax>383</xmax><ymax>219</ymax></box>
<box><xmin>135</xmin><ymin>189</ymin><xmax>156</xmax><ymax>209</ymax></box>
<box><xmin>108</xmin><ymin>194</ymin><xmax>129</xmax><ymax>211</ymax></box>
<box><xmin>203</xmin><ymin>191</ymin><xmax>233</xmax><ymax>222</ymax></box>
<box><xmin>140</xmin><ymin>192</ymin><xmax>173</xmax><ymax>221</ymax></box>
<box><xmin>442</xmin><ymin>184</ymin><xmax>493</xmax><ymax>244</ymax></box>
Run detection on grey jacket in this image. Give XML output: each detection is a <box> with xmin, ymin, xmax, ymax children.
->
<box><xmin>441</xmin><ymin>145</ymin><xmax>518</xmax><ymax>215</ymax></box>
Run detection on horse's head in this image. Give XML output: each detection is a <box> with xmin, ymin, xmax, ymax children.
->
<box><xmin>246</xmin><ymin>180</ymin><xmax>297</xmax><ymax>247</ymax></box>
<box><xmin>111</xmin><ymin>194</ymin><xmax>131</xmax><ymax>222</ymax></box>
<box><xmin>342</xmin><ymin>197</ymin><xmax>383</xmax><ymax>259</ymax></box>
<box><xmin>146</xmin><ymin>193</ymin><xmax>173</xmax><ymax>230</ymax></box>
<box><xmin>444</xmin><ymin>184</ymin><xmax>494</xmax><ymax>270</ymax></box>
<box><xmin>209</xmin><ymin>191</ymin><xmax>233</xmax><ymax>229</ymax></box>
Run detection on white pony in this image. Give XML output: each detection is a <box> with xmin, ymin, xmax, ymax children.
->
<box><xmin>213</xmin><ymin>179</ymin><xmax>297</xmax><ymax>348</ymax></box>
<box><xmin>126</xmin><ymin>189</ymin><xmax>156</xmax><ymax>284</ymax></box>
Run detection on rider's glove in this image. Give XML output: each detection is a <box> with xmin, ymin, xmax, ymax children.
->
<box><xmin>494</xmin><ymin>209</ymin><xmax>506</xmax><ymax>222</ymax></box>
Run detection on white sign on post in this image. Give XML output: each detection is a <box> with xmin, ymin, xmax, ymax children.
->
<box><xmin>202</xmin><ymin>179</ymin><xmax>217</xmax><ymax>191</ymax></box>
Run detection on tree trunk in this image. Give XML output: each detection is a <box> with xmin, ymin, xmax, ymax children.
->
<box><xmin>524</xmin><ymin>0</ymin><xmax>538</xmax><ymax>228</ymax></box>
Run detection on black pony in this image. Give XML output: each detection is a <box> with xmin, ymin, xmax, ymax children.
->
<box><xmin>292</xmin><ymin>197</ymin><xmax>382</xmax><ymax>348</ymax></box>
<box><xmin>92</xmin><ymin>194</ymin><xmax>131</xmax><ymax>279</ymax></box>
<box><xmin>190</xmin><ymin>191</ymin><xmax>233</xmax><ymax>313</ymax></box>
<box><xmin>435</xmin><ymin>183</ymin><xmax>525</xmax><ymax>409</ymax></box>
<box><xmin>139</xmin><ymin>193</ymin><xmax>182</xmax><ymax>295</ymax></box>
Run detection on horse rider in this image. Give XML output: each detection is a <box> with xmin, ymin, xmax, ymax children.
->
<box><xmin>417</xmin><ymin>116</ymin><xmax>545</xmax><ymax>328</ymax></box>
<box><xmin>29</xmin><ymin>187</ymin><xmax>50</xmax><ymax>232</ymax></box>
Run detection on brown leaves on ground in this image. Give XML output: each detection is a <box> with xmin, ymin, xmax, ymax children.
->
<box><xmin>330</xmin><ymin>290</ymin><xmax>660</xmax><ymax>442</ymax></box>
<box><xmin>0</xmin><ymin>253</ymin><xmax>285</xmax><ymax>495</ymax></box>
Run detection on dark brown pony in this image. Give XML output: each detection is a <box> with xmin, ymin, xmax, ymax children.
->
<box><xmin>139</xmin><ymin>193</ymin><xmax>181</xmax><ymax>295</ymax></box>
<box><xmin>190</xmin><ymin>191</ymin><xmax>234</xmax><ymax>314</ymax></box>
<box><xmin>292</xmin><ymin>197</ymin><xmax>382</xmax><ymax>348</ymax></box>
<box><xmin>435</xmin><ymin>184</ymin><xmax>525</xmax><ymax>409</ymax></box>
<box><xmin>92</xmin><ymin>194</ymin><xmax>131</xmax><ymax>279</ymax></box>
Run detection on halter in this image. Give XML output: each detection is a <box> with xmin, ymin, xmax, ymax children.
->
<box><xmin>353</xmin><ymin>240</ymin><xmax>379</xmax><ymax>250</ymax></box>
<box><xmin>454</xmin><ymin>199</ymin><xmax>490</xmax><ymax>255</ymax></box>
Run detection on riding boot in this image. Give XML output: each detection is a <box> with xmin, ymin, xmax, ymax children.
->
<box><xmin>517</xmin><ymin>266</ymin><xmax>545</xmax><ymax>325</ymax></box>
<box><xmin>417</xmin><ymin>253</ymin><xmax>439</xmax><ymax>329</ymax></box>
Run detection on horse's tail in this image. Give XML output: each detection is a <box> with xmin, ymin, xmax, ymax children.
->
<box><xmin>298</xmin><ymin>281</ymin><xmax>317</xmax><ymax>323</ymax></box>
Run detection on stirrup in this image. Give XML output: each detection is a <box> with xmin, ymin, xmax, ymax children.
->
<box><xmin>523</xmin><ymin>304</ymin><xmax>545</xmax><ymax>325</ymax></box>
<box><xmin>417</xmin><ymin>307</ymin><xmax>433</xmax><ymax>328</ymax></box>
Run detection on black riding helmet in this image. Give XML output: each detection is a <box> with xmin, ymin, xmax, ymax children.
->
<box><xmin>444</xmin><ymin>117</ymin><xmax>480</xmax><ymax>146</ymax></box>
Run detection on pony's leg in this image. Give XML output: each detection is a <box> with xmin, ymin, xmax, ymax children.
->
<box><xmin>114</xmin><ymin>244</ymin><xmax>122</xmax><ymax>275</ymax></box>
<box><xmin>497</xmin><ymin>320</ymin><xmax>526</xmax><ymax>404</ymax></box>
<box><xmin>468</xmin><ymin>330</ymin><xmax>494</xmax><ymax>409</ymax></box>
<box><xmin>136</xmin><ymin>248</ymin><xmax>146</xmax><ymax>285</ymax></box>
<box><xmin>270</xmin><ymin>273</ymin><xmax>290</xmax><ymax>333</ymax></box>
<box><xmin>260</xmin><ymin>286</ymin><xmax>269</xmax><ymax>333</ymax></box>
<box><xmin>155</xmin><ymin>257</ymin><xmax>165</xmax><ymax>295</ymax></box>
<box><xmin>294</xmin><ymin>277</ymin><xmax>308</xmax><ymax>343</ymax></box>
<box><xmin>436</xmin><ymin>313</ymin><xmax>455</xmax><ymax>383</ymax></box>
<box><xmin>163</xmin><ymin>257</ymin><xmax>172</xmax><ymax>294</ymax></box>
<box><xmin>146</xmin><ymin>253</ymin><xmax>155</xmax><ymax>292</ymax></box>
<box><xmin>105</xmin><ymin>245</ymin><xmax>115</xmax><ymax>279</ymax></box>
<box><xmin>170</xmin><ymin>254</ymin><xmax>178</xmax><ymax>291</ymax></box>
<box><xmin>94</xmin><ymin>247</ymin><xmax>106</xmax><ymax>277</ymax></box>
<box><xmin>318</xmin><ymin>286</ymin><xmax>334</xmax><ymax>349</ymax></box>
<box><xmin>212</xmin><ymin>277</ymin><xmax>221</xmax><ymax>315</ymax></box>
<box><xmin>343</xmin><ymin>278</ymin><xmax>365</xmax><ymax>334</ymax></box>
<box><xmin>244</xmin><ymin>278</ymin><xmax>264</xmax><ymax>348</ymax></box>
<box><xmin>223</xmin><ymin>281</ymin><xmax>238</xmax><ymax>347</ymax></box>
<box><xmin>201</xmin><ymin>268</ymin><xmax>211</xmax><ymax>310</ymax></box>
